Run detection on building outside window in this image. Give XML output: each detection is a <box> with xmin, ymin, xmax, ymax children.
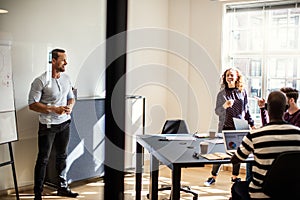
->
<box><xmin>222</xmin><ymin>1</ymin><xmax>300</xmax><ymax>125</ymax></box>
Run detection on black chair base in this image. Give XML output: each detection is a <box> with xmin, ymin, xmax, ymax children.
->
<box><xmin>146</xmin><ymin>185</ymin><xmax>198</xmax><ymax>200</ymax></box>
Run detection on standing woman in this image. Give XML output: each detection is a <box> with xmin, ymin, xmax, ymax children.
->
<box><xmin>204</xmin><ymin>68</ymin><xmax>255</xmax><ymax>187</ymax></box>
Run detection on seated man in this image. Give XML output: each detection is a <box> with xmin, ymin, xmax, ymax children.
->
<box><xmin>258</xmin><ymin>87</ymin><xmax>300</xmax><ymax>127</ymax></box>
<box><xmin>245</xmin><ymin>87</ymin><xmax>300</xmax><ymax>182</ymax></box>
<box><xmin>230</xmin><ymin>91</ymin><xmax>300</xmax><ymax>199</ymax></box>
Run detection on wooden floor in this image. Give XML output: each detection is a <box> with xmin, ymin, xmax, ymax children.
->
<box><xmin>2</xmin><ymin>164</ymin><xmax>245</xmax><ymax>200</ymax></box>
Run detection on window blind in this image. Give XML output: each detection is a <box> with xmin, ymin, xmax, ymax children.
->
<box><xmin>226</xmin><ymin>0</ymin><xmax>299</xmax><ymax>13</ymax></box>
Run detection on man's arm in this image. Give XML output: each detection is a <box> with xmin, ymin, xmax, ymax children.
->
<box><xmin>256</xmin><ymin>97</ymin><xmax>269</xmax><ymax>126</ymax></box>
<box><xmin>29</xmin><ymin>102</ymin><xmax>71</xmax><ymax>115</ymax></box>
<box><xmin>29</xmin><ymin>102</ymin><xmax>52</xmax><ymax>114</ymax></box>
<box><xmin>66</xmin><ymin>98</ymin><xmax>75</xmax><ymax>115</ymax></box>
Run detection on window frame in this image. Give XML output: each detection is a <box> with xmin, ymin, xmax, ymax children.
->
<box><xmin>222</xmin><ymin>1</ymin><xmax>300</xmax><ymax>125</ymax></box>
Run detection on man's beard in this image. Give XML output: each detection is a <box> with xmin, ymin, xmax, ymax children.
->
<box><xmin>58</xmin><ymin>66</ymin><xmax>65</xmax><ymax>72</ymax></box>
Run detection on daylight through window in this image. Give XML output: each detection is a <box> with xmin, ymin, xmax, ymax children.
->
<box><xmin>222</xmin><ymin>1</ymin><xmax>300</xmax><ymax>124</ymax></box>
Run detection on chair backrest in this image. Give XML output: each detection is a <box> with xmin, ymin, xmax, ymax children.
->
<box><xmin>161</xmin><ymin>119</ymin><xmax>189</xmax><ymax>134</ymax></box>
<box><xmin>262</xmin><ymin>151</ymin><xmax>300</xmax><ymax>199</ymax></box>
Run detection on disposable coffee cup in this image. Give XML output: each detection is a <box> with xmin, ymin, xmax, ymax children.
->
<box><xmin>200</xmin><ymin>141</ymin><xmax>209</xmax><ymax>154</ymax></box>
<box><xmin>209</xmin><ymin>131</ymin><xmax>216</xmax><ymax>139</ymax></box>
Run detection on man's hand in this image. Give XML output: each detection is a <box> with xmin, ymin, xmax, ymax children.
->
<box><xmin>52</xmin><ymin>106</ymin><xmax>71</xmax><ymax>115</ymax></box>
<box><xmin>65</xmin><ymin>105</ymin><xmax>72</xmax><ymax>115</ymax></box>
<box><xmin>255</xmin><ymin>96</ymin><xmax>266</xmax><ymax>108</ymax></box>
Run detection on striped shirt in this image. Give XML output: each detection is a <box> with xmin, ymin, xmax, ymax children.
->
<box><xmin>235</xmin><ymin>122</ymin><xmax>300</xmax><ymax>199</ymax></box>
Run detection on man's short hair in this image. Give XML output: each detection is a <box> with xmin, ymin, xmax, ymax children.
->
<box><xmin>280</xmin><ymin>87</ymin><xmax>299</xmax><ymax>102</ymax></box>
<box><xmin>267</xmin><ymin>91</ymin><xmax>287</xmax><ymax>118</ymax></box>
<box><xmin>51</xmin><ymin>49</ymin><xmax>65</xmax><ymax>60</ymax></box>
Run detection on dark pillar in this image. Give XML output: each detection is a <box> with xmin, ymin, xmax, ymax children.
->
<box><xmin>104</xmin><ymin>0</ymin><xmax>128</xmax><ymax>200</ymax></box>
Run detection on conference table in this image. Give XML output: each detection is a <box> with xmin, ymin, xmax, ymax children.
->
<box><xmin>135</xmin><ymin>133</ymin><xmax>253</xmax><ymax>200</ymax></box>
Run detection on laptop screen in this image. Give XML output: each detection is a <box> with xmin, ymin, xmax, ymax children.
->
<box><xmin>233</xmin><ymin>117</ymin><xmax>250</xmax><ymax>130</ymax></box>
<box><xmin>222</xmin><ymin>130</ymin><xmax>249</xmax><ymax>152</ymax></box>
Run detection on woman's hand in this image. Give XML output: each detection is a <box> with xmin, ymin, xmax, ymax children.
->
<box><xmin>223</xmin><ymin>99</ymin><xmax>234</xmax><ymax>109</ymax></box>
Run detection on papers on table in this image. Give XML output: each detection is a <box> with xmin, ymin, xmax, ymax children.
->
<box><xmin>206</xmin><ymin>138</ymin><xmax>224</xmax><ymax>144</ymax></box>
<box><xmin>194</xmin><ymin>132</ymin><xmax>224</xmax><ymax>144</ymax></box>
<box><xmin>200</xmin><ymin>152</ymin><xmax>231</xmax><ymax>160</ymax></box>
<box><xmin>158</xmin><ymin>133</ymin><xmax>223</xmax><ymax>142</ymax></box>
<box><xmin>194</xmin><ymin>133</ymin><xmax>209</xmax><ymax>138</ymax></box>
<box><xmin>164</xmin><ymin>135</ymin><xmax>196</xmax><ymax>141</ymax></box>
<box><xmin>194</xmin><ymin>132</ymin><xmax>223</xmax><ymax>138</ymax></box>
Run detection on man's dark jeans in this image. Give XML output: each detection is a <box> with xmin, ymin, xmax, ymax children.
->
<box><xmin>34</xmin><ymin>120</ymin><xmax>71</xmax><ymax>195</ymax></box>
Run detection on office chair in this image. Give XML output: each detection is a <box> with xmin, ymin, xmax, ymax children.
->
<box><xmin>161</xmin><ymin>119</ymin><xmax>190</xmax><ymax>134</ymax></box>
<box><xmin>262</xmin><ymin>151</ymin><xmax>300</xmax><ymax>200</ymax></box>
<box><xmin>147</xmin><ymin>119</ymin><xmax>198</xmax><ymax>200</ymax></box>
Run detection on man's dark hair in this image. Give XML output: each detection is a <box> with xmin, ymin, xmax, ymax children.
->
<box><xmin>51</xmin><ymin>48</ymin><xmax>65</xmax><ymax>60</ymax></box>
<box><xmin>280</xmin><ymin>87</ymin><xmax>299</xmax><ymax>102</ymax></box>
<box><xmin>267</xmin><ymin>91</ymin><xmax>287</xmax><ymax>121</ymax></box>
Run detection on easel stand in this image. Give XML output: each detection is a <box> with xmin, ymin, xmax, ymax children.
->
<box><xmin>0</xmin><ymin>142</ymin><xmax>19</xmax><ymax>200</ymax></box>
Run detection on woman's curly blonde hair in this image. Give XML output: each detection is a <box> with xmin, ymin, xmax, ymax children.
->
<box><xmin>221</xmin><ymin>68</ymin><xmax>245</xmax><ymax>92</ymax></box>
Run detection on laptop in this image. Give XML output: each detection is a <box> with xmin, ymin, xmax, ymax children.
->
<box><xmin>222</xmin><ymin>130</ymin><xmax>249</xmax><ymax>156</ymax></box>
<box><xmin>233</xmin><ymin>117</ymin><xmax>250</xmax><ymax>130</ymax></box>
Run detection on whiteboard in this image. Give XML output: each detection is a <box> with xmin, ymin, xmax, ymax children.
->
<box><xmin>0</xmin><ymin>111</ymin><xmax>17</xmax><ymax>145</ymax></box>
<box><xmin>0</xmin><ymin>45</ymin><xmax>14</xmax><ymax>111</ymax></box>
<box><xmin>0</xmin><ymin>45</ymin><xmax>18</xmax><ymax>144</ymax></box>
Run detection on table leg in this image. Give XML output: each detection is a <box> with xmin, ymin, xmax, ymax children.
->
<box><xmin>171</xmin><ymin>166</ymin><xmax>181</xmax><ymax>200</ymax></box>
<box><xmin>149</xmin><ymin>154</ymin><xmax>159</xmax><ymax>200</ymax></box>
<box><xmin>135</xmin><ymin>142</ymin><xmax>142</xmax><ymax>200</ymax></box>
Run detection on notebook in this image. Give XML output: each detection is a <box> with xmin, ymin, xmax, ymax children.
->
<box><xmin>222</xmin><ymin>130</ymin><xmax>249</xmax><ymax>156</ymax></box>
<box><xmin>233</xmin><ymin>117</ymin><xmax>250</xmax><ymax>130</ymax></box>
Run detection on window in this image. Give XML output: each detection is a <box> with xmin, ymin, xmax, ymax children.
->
<box><xmin>222</xmin><ymin>1</ymin><xmax>300</xmax><ymax>124</ymax></box>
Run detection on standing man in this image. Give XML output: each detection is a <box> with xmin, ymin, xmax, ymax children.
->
<box><xmin>28</xmin><ymin>49</ymin><xmax>78</xmax><ymax>200</ymax></box>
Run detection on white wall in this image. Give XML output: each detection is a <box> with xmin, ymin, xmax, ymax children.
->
<box><xmin>127</xmin><ymin>0</ymin><xmax>170</xmax><ymax>134</ymax></box>
<box><xmin>0</xmin><ymin>0</ymin><xmax>106</xmax><ymax>191</ymax></box>
<box><xmin>188</xmin><ymin>0</ymin><xmax>224</xmax><ymax>132</ymax></box>
<box><xmin>0</xmin><ymin>0</ymin><xmax>229</xmax><ymax>192</ymax></box>
<box><xmin>128</xmin><ymin>0</ymin><xmax>224</xmax><ymax>134</ymax></box>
